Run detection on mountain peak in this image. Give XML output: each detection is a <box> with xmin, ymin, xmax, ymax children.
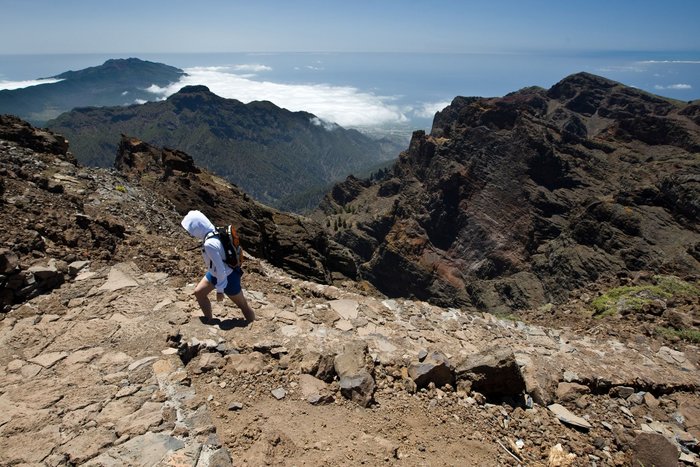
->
<box><xmin>547</xmin><ymin>72</ymin><xmax>620</xmax><ymax>100</ymax></box>
<box><xmin>53</xmin><ymin>57</ymin><xmax>184</xmax><ymax>80</ymax></box>
<box><xmin>174</xmin><ymin>85</ymin><xmax>213</xmax><ymax>95</ymax></box>
<box><xmin>0</xmin><ymin>58</ymin><xmax>186</xmax><ymax>125</ymax></box>
<box><xmin>325</xmin><ymin>73</ymin><xmax>700</xmax><ymax>312</ymax></box>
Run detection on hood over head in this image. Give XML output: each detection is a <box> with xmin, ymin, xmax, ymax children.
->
<box><xmin>181</xmin><ymin>210</ymin><xmax>215</xmax><ymax>240</ymax></box>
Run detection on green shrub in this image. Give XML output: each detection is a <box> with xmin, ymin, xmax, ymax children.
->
<box><xmin>591</xmin><ymin>275</ymin><xmax>698</xmax><ymax>317</ymax></box>
<box><xmin>656</xmin><ymin>326</ymin><xmax>700</xmax><ymax>344</ymax></box>
<box><xmin>115</xmin><ymin>184</ymin><xmax>127</xmax><ymax>193</ymax></box>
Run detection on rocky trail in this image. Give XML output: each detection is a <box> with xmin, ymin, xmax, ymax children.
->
<box><xmin>1</xmin><ymin>253</ymin><xmax>699</xmax><ymax>466</ymax></box>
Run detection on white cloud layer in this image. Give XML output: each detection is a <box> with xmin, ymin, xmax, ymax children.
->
<box><xmin>0</xmin><ymin>78</ymin><xmax>63</xmax><ymax>90</ymax></box>
<box><xmin>231</xmin><ymin>64</ymin><xmax>272</xmax><ymax>73</ymax></box>
<box><xmin>640</xmin><ymin>60</ymin><xmax>700</xmax><ymax>64</ymax></box>
<box><xmin>413</xmin><ymin>101</ymin><xmax>452</xmax><ymax>119</ymax></box>
<box><xmin>654</xmin><ymin>83</ymin><xmax>692</xmax><ymax>90</ymax></box>
<box><xmin>146</xmin><ymin>66</ymin><xmax>409</xmax><ymax>127</ymax></box>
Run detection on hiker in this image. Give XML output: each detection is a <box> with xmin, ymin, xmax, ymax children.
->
<box><xmin>181</xmin><ymin>210</ymin><xmax>255</xmax><ymax>324</ymax></box>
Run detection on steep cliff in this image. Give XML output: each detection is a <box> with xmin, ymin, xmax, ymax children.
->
<box><xmin>317</xmin><ymin>73</ymin><xmax>700</xmax><ymax>311</ymax></box>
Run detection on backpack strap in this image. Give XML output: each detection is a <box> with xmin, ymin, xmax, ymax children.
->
<box><xmin>202</xmin><ymin>230</ymin><xmax>218</xmax><ymax>268</ymax></box>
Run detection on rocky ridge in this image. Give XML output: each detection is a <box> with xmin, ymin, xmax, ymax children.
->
<box><xmin>47</xmin><ymin>84</ymin><xmax>402</xmax><ymax>210</ymax></box>
<box><xmin>316</xmin><ymin>72</ymin><xmax>700</xmax><ymax>313</ymax></box>
<box><xmin>1</xmin><ymin>113</ymin><xmax>700</xmax><ymax>465</ymax></box>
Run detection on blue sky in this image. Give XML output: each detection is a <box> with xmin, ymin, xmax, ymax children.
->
<box><xmin>2</xmin><ymin>0</ymin><xmax>699</xmax><ymax>54</ymax></box>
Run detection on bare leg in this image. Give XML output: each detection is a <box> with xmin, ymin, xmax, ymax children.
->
<box><xmin>193</xmin><ymin>277</ymin><xmax>215</xmax><ymax>320</ymax></box>
<box><xmin>228</xmin><ymin>291</ymin><xmax>256</xmax><ymax>322</ymax></box>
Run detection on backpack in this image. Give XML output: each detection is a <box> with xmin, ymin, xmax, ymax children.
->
<box><xmin>204</xmin><ymin>225</ymin><xmax>243</xmax><ymax>268</ymax></box>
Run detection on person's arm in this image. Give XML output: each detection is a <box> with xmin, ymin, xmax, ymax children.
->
<box><xmin>203</xmin><ymin>241</ymin><xmax>228</xmax><ymax>294</ymax></box>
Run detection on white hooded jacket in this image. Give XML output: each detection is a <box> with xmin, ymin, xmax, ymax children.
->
<box><xmin>181</xmin><ymin>210</ymin><xmax>233</xmax><ymax>294</ymax></box>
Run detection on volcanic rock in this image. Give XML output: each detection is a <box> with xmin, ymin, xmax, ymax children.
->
<box><xmin>334</xmin><ymin>340</ymin><xmax>376</xmax><ymax>407</ymax></box>
<box><xmin>631</xmin><ymin>432</ymin><xmax>679</xmax><ymax>467</ymax></box>
<box><xmin>407</xmin><ymin>350</ymin><xmax>454</xmax><ymax>389</ymax></box>
<box><xmin>454</xmin><ymin>348</ymin><xmax>526</xmax><ymax>399</ymax></box>
<box><xmin>316</xmin><ymin>72</ymin><xmax>700</xmax><ymax>311</ymax></box>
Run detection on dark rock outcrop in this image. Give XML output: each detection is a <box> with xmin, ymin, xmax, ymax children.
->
<box><xmin>333</xmin><ymin>341</ymin><xmax>376</xmax><ymax>407</ymax></box>
<box><xmin>0</xmin><ymin>115</ymin><xmax>73</xmax><ymax>161</ymax></box>
<box><xmin>316</xmin><ymin>72</ymin><xmax>700</xmax><ymax>311</ymax></box>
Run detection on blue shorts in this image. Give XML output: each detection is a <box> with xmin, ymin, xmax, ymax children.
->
<box><xmin>205</xmin><ymin>268</ymin><xmax>243</xmax><ymax>296</ymax></box>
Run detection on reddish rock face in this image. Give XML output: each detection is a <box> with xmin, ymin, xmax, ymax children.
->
<box><xmin>317</xmin><ymin>73</ymin><xmax>700</xmax><ymax>311</ymax></box>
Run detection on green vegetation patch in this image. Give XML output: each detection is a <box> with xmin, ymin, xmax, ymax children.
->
<box><xmin>656</xmin><ymin>326</ymin><xmax>700</xmax><ymax>344</ymax></box>
<box><xmin>592</xmin><ymin>275</ymin><xmax>699</xmax><ymax>317</ymax></box>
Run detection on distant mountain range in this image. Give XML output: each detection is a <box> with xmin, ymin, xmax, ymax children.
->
<box><xmin>0</xmin><ymin>58</ymin><xmax>401</xmax><ymax>209</ymax></box>
<box><xmin>47</xmin><ymin>84</ymin><xmax>401</xmax><ymax>210</ymax></box>
<box><xmin>0</xmin><ymin>58</ymin><xmax>185</xmax><ymax>124</ymax></box>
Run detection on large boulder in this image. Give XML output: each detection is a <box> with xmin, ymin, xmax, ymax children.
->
<box><xmin>407</xmin><ymin>350</ymin><xmax>454</xmax><ymax>389</ymax></box>
<box><xmin>455</xmin><ymin>348</ymin><xmax>526</xmax><ymax>400</ymax></box>
<box><xmin>334</xmin><ymin>341</ymin><xmax>376</xmax><ymax>407</ymax></box>
<box><xmin>630</xmin><ymin>432</ymin><xmax>679</xmax><ymax>467</ymax></box>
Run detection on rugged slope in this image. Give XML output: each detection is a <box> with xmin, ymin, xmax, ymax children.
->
<box><xmin>1</xmin><ymin>117</ymin><xmax>700</xmax><ymax>466</ymax></box>
<box><xmin>0</xmin><ymin>58</ymin><xmax>185</xmax><ymax>124</ymax></box>
<box><xmin>47</xmin><ymin>85</ymin><xmax>402</xmax><ymax>209</ymax></box>
<box><xmin>113</xmin><ymin>133</ymin><xmax>360</xmax><ymax>285</ymax></box>
<box><xmin>0</xmin><ymin>114</ymin><xmax>361</xmax><ymax>313</ymax></box>
<box><xmin>316</xmin><ymin>72</ymin><xmax>700</xmax><ymax>312</ymax></box>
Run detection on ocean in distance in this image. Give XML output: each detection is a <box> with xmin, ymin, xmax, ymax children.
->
<box><xmin>1</xmin><ymin>51</ymin><xmax>699</xmax><ymax>138</ymax></box>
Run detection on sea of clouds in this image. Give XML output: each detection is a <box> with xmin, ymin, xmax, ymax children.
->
<box><xmin>144</xmin><ymin>65</ymin><xmax>449</xmax><ymax>128</ymax></box>
<box><xmin>0</xmin><ymin>78</ymin><xmax>63</xmax><ymax>90</ymax></box>
<box><xmin>0</xmin><ymin>63</ymin><xmax>450</xmax><ymax>130</ymax></box>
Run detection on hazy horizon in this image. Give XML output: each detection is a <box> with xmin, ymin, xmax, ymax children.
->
<box><xmin>2</xmin><ymin>50</ymin><xmax>699</xmax><ymax>135</ymax></box>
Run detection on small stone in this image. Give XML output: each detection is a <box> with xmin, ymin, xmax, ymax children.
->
<box><xmin>620</xmin><ymin>406</ymin><xmax>634</xmax><ymax>418</ymax></box>
<box><xmin>643</xmin><ymin>392</ymin><xmax>659</xmax><ymax>408</ymax></box>
<box><xmin>335</xmin><ymin>320</ymin><xmax>353</xmax><ymax>331</ymax></box>
<box><xmin>228</xmin><ymin>402</ymin><xmax>244</xmax><ymax>411</ymax></box>
<box><xmin>307</xmin><ymin>393</ymin><xmax>334</xmax><ymax>405</ymax></box>
<box><xmin>548</xmin><ymin>403</ymin><xmax>592</xmax><ymax>431</ymax></box>
<box><xmin>556</xmin><ymin>382</ymin><xmax>590</xmax><ymax>402</ymax></box>
<box><xmin>7</xmin><ymin>359</ymin><xmax>24</xmax><ymax>372</ymax></box>
<box><xmin>68</xmin><ymin>260</ymin><xmax>90</xmax><ymax>276</ymax></box>
<box><xmin>329</xmin><ymin>299</ymin><xmax>359</xmax><ymax>320</ymax></box>
<box><xmin>472</xmin><ymin>392</ymin><xmax>486</xmax><ymax>405</ymax></box>
<box><xmin>115</xmin><ymin>385</ymin><xmax>140</xmax><ymax>398</ymax></box>
<box><xmin>272</xmin><ymin>388</ymin><xmax>287</xmax><ymax>400</ymax></box>
<box><xmin>29</xmin><ymin>351</ymin><xmax>68</xmax><ymax>368</ymax></box>
<box><xmin>609</xmin><ymin>386</ymin><xmax>635</xmax><ymax>399</ymax></box>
